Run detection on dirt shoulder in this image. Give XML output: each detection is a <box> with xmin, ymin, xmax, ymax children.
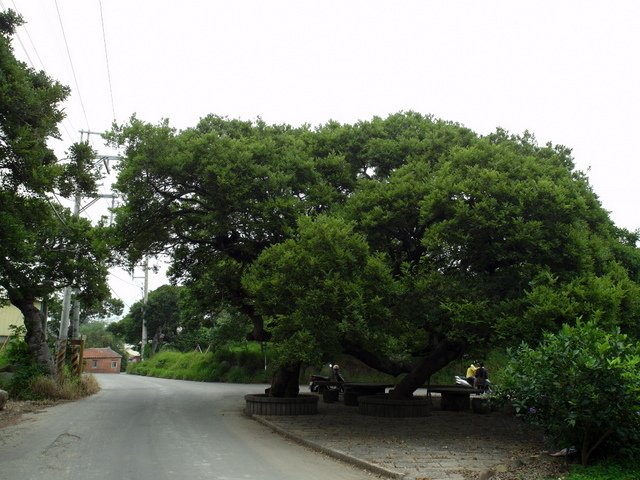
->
<box><xmin>0</xmin><ymin>399</ymin><xmax>64</xmax><ymax>429</ymax></box>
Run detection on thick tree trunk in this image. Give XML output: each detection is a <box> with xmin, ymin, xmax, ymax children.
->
<box><xmin>269</xmin><ymin>362</ymin><xmax>301</xmax><ymax>397</ymax></box>
<box><xmin>245</xmin><ymin>315</ymin><xmax>272</xmax><ymax>342</ymax></box>
<box><xmin>10</xmin><ymin>295</ymin><xmax>55</xmax><ymax>375</ymax></box>
<box><xmin>341</xmin><ymin>338</ymin><xmax>413</xmax><ymax>377</ymax></box>
<box><xmin>389</xmin><ymin>337</ymin><xmax>464</xmax><ymax>399</ymax></box>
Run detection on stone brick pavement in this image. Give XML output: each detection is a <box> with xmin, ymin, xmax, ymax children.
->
<box><xmin>251</xmin><ymin>394</ymin><xmax>551</xmax><ymax>480</ymax></box>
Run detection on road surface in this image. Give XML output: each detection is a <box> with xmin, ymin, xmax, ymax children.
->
<box><xmin>0</xmin><ymin>374</ymin><xmax>373</xmax><ymax>480</ymax></box>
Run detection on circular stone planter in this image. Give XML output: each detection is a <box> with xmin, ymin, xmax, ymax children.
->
<box><xmin>358</xmin><ymin>395</ymin><xmax>431</xmax><ymax>417</ymax></box>
<box><xmin>244</xmin><ymin>394</ymin><xmax>318</xmax><ymax>416</ymax></box>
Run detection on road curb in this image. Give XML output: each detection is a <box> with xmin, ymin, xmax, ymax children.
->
<box><xmin>249</xmin><ymin>414</ymin><xmax>407</xmax><ymax>479</ymax></box>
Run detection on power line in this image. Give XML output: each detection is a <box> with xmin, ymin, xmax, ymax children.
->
<box><xmin>4</xmin><ymin>1</ymin><xmax>76</xmax><ymax>145</ymax></box>
<box><xmin>0</xmin><ymin>0</ymin><xmax>34</xmax><ymax>69</ymax></box>
<box><xmin>9</xmin><ymin>0</ymin><xmax>45</xmax><ymax>70</ymax></box>
<box><xmin>108</xmin><ymin>272</ymin><xmax>142</xmax><ymax>289</ymax></box>
<box><xmin>12</xmin><ymin>30</ymin><xmax>35</xmax><ymax>67</ymax></box>
<box><xmin>53</xmin><ymin>0</ymin><xmax>91</xmax><ymax>131</ymax></box>
<box><xmin>98</xmin><ymin>0</ymin><xmax>116</xmax><ymax>122</ymax></box>
<box><xmin>107</xmin><ymin>286</ymin><xmax>130</xmax><ymax>310</ymax></box>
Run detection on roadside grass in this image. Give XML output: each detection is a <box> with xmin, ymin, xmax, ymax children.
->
<box><xmin>127</xmin><ymin>345</ymin><xmax>269</xmax><ymax>383</ymax></box>
<box><xmin>28</xmin><ymin>373</ymin><xmax>100</xmax><ymax>400</ymax></box>
<box><xmin>565</xmin><ymin>461</ymin><xmax>640</xmax><ymax>480</ymax></box>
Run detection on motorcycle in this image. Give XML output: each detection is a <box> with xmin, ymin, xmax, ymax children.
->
<box><xmin>455</xmin><ymin>375</ymin><xmax>492</xmax><ymax>393</ymax></box>
<box><xmin>309</xmin><ymin>364</ymin><xmax>345</xmax><ymax>393</ymax></box>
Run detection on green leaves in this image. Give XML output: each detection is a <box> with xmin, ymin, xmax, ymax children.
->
<box><xmin>243</xmin><ymin>215</ymin><xmax>398</xmax><ymax>367</ymax></box>
<box><xmin>498</xmin><ymin>321</ymin><xmax>640</xmax><ymax>465</ymax></box>
<box><xmin>0</xmin><ymin>10</ymin><xmax>69</xmax><ymax>195</ymax></box>
<box><xmin>56</xmin><ymin>142</ymin><xmax>101</xmax><ymax>198</ymax></box>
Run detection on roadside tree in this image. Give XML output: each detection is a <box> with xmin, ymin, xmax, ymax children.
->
<box><xmin>0</xmin><ymin>10</ymin><xmax>111</xmax><ymax>374</ymax></box>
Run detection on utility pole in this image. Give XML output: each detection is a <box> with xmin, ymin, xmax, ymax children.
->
<box><xmin>70</xmin><ymin>188</ymin><xmax>82</xmax><ymax>341</ymax></box>
<box><xmin>56</xmin><ymin>188</ymin><xmax>81</xmax><ymax>376</ymax></box>
<box><xmin>140</xmin><ymin>258</ymin><xmax>149</xmax><ymax>360</ymax></box>
<box><xmin>56</xmin><ymin>130</ymin><xmax>121</xmax><ymax>375</ymax></box>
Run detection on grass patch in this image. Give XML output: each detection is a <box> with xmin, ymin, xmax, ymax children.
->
<box><xmin>127</xmin><ymin>346</ymin><xmax>269</xmax><ymax>383</ymax></box>
<box><xmin>566</xmin><ymin>461</ymin><xmax>640</xmax><ymax>480</ymax></box>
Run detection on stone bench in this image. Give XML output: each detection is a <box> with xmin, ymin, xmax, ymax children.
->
<box><xmin>427</xmin><ymin>385</ymin><xmax>483</xmax><ymax>411</ymax></box>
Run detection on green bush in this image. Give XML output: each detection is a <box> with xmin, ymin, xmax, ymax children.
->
<box><xmin>498</xmin><ymin>320</ymin><xmax>640</xmax><ymax>466</ymax></box>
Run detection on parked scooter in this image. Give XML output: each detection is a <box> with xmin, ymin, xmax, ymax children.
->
<box><xmin>454</xmin><ymin>375</ymin><xmax>492</xmax><ymax>392</ymax></box>
<box><xmin>309</xmin><ymin>364</ymin><xmax>345</xmax><ymax>393</ymax></box>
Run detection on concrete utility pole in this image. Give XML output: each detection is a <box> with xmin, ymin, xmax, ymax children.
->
<box><xmin>56</xmin><ymin>189</ymin><xmax>81</xmax><ymax>375</ymax></box>
<box><xmin>57</xmin><ymin>130</ymin><xmax>121</xmax><ymax>374</ymax></box>
<box><xmin>70</xmin><ymin>189</ymin><xmax>82</xmax><ymax>341</ymax></box>
<box><xmin>140</xmin><ymin>258</ymin><xmax>149</xmax><ymax>360</ymax></box>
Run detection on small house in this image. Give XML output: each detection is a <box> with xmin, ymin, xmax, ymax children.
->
<box><xmin>83</xmin><ymin>347</ymin><xmax>122</xmax><ymax>373</ymax></box>
<box><xmin>0</xmin><ymin>301</ymin><xmax>39</xmax><ymax>343</ymax></box>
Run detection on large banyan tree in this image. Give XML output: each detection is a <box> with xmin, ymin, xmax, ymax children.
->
<box><xmin>108</xmin><ymin>112</ymin><xmax>640</xmax><ymax>397</ymax></box>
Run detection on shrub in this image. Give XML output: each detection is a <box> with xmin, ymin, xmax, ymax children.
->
<box><xmin>498</xmin><ymin>320</ymin><xmax>640</xmax><ymax>466</ymax></box>
<box><xmin>25</xmin><ymin>371</ymin><xmax>101</xmax><ymax>400</ymax></box>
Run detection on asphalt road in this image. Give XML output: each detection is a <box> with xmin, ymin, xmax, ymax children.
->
<box><xmin>0</xmin><ymin>374</ymin><xmax>373</xmax><ymax>480</ymax></box>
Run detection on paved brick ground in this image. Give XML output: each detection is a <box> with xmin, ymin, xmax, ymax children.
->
<box><xmin>253</xmin><ymin>394</ymin><xmax>551</xmax><ymax>480</ymax></box>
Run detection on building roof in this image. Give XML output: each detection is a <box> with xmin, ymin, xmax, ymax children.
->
<box><xmin>83</xmin><ymin>347</ymin><xmax>122</xmax><ymax>359</ymax></box>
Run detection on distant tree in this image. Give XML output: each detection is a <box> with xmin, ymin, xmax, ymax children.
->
<box><xmin>47</xmin><ymin>294</ymin><xmax>124</xmax><ymax>337</ymax></box>
<box><xmin>80</xmin><ymin>320</ymin><xmax>124</xmax><ymax>350</ymax></box>
<box><xmin>108</xmin><ymin>285</ymin><xmax>182</xmax><ymax>356</ymax></box>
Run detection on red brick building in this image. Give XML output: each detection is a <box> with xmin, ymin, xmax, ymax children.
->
<box><xmin>83</xmin><ymin>347</ymin><xmax>122</xmax><ymax>373</ymax></box>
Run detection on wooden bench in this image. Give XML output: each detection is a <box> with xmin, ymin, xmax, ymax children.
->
<box><xmin>427</xmin><ymin>385</ymin><xmax>483</xmax><ymax>411</ymax></box>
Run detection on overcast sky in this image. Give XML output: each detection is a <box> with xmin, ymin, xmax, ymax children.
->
<box><xmin>6</xmin><ymin>0</ymin><xmax>640</xmax><ymax>313</ymax></box>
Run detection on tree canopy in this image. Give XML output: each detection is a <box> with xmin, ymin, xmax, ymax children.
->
<box><xmin>107</xmin><ymin>112</ymin><xmax>640</xmax><ymax>397</ymax></box>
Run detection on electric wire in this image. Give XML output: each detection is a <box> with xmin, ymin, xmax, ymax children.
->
<box><xmin>53</xmin><ymin>0</ymin><xmax>91</xmax><ymax>131</ymax></box>
<box><xmin>6</xmin><ymin>0</ymin><xmax>77</xmax><ymax>145</ymax></box>
<box><xmin>9</xmin><ymin>0</ymin><xmax>45</xmax><ymax>70</ymax></box>
<box><xmin>107</xmin><ymin>286</ymin><xmax>130</xmax><ymax>310</ymax></box>
<box><xmin>109</xmin><ymin>272</ymin><xmax>141</xmax><ymax>288</ymax></box>
<box><xmin>98</xmin><ymin>0</ymin><xmax>116</xmax><ymax>122</ymax></box>
<box><xmin>0</xmin><ymin>0</ymin><xmax>34</xmax><ymax>69</ymax></box>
